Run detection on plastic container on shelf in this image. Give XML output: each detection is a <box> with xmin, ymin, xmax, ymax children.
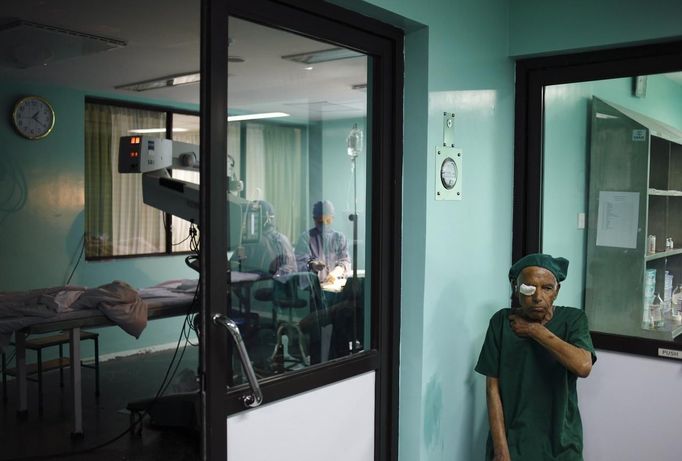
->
<box><xmin>647</xmin><ymin>235</ymin><xmax>657</xmax><ymax>255</ymax></box>
<box><xmin>650</xmin><ymin>293</ymin><xmax>665</xmax><ymax>329</ymax></box>
<box><xmin>663</xmin><ymin>271</ymin><xmax>673</xmax><ymax>313</ymax></box>
<box><xmin>672</xmin><ymin>284</ymin><xmax>682</xmax><ymax>323</ymax></box>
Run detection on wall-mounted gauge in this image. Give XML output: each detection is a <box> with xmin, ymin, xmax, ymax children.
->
<box><xmin>435</xmin><ymin>147</ymin><xmax>462</xmax><ymax>201</ymax></box>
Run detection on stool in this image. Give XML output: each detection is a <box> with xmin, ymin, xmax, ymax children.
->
<box><xmin>253</xmin><ymin>287</ymin><xmax>275</xmax><ymax>326</ymax></box>
<box><xmin>2</xmin><ymin>330</ymin><xmax>100</xmax><ymax>411</ymax></box>
<box><xmin>269</xmin><ymin>279</ymin><xmax>310</xmax><ymax>370</ymax></box>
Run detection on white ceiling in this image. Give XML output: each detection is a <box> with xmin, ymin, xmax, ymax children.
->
<box><xmin>0</xmin><ymin>0</ymin><xmax>367</xmax><ymax>122</ymax></box>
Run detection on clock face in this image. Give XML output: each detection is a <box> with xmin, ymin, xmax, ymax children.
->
<box><xmin>12</xmin><ymin>96</ymin><xmax>55</xmax><ymax>140</ymax></box>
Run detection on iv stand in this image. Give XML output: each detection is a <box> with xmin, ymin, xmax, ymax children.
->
<box><xmin>348</xmin><ymin>124</ymin><xmax>362</xmax><ymax>353</ymax></box>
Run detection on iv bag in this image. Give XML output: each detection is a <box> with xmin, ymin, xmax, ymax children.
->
<box><xmin>347</xmin><ymin>123</ymin><xmax>363</xmax><ymax>158</ymax></box>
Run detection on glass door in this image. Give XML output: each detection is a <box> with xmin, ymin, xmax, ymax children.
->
<box><xmin>224</xmin><ymin>15</ymin><xmax>370</xmax><ymax>382</ymax></box>
<box><xmin>202</xmin><ymin>1</ymin><xmax>402</xmax><ymax>459</ymax></box>
<box><xmin>0</xmin><ymin>0</ymin><xmax>399</xmax><ymax>459</ymax></box>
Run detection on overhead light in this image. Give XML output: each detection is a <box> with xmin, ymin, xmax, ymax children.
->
<box><xmin>129</xmin><ymin>128</ymin><xmax>189</xmax><ymax>134</ymax></box>
<box><xmin>228</xmin><ymin>112</ymin><xmax>290</xmax><ymax>122</ymax></box>
<box><xmin>281</xmin><ymin>47</ymin><xmax>363</xmax><ymax>65</ymax></box>
<box><xmin>304</xmin><ymin>66</ymin><xmax>314</xmax><ymax>71</ymax></box>
<box><xmin>116</xmin><ymin>72</ymin><xmax>200</xmax><ymax>92</ymax></box>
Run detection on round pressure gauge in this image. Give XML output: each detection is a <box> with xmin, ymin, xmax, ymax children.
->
<box><xmin>440</xmin><ymin>156</ymin><xmax>458</xmax><ymax>190</ymax></box>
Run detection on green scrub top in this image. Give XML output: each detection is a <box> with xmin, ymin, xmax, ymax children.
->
<box><xmin>475</xmin><ymin>306</ymin><xmax>596</xmax><ymax>461</ymax></box>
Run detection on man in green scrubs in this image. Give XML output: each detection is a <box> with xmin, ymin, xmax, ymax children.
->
<box><xmin>475</xmin><ymin>253</ymin><xmax>596</xmax><ymax>461</ymax></box>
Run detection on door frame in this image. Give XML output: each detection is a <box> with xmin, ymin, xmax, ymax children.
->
<box><xmin>200</xmin><ymin>0</ymin><xmax>230</xmax><ymax>459</ymax></box>
<box><xmin>200</xmin><ymin>1</ymin><xmax>404</xmax><ymax>460</ymax></box>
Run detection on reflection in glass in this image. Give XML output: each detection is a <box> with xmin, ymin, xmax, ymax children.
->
<box><xmin>542</xmin><ymin>72</ymin><xmax>682</xmax><ymax>344</ymax></box>
<box><xmin>225</xmin><ymin>17</ymin><xmax>370</xmax><ymax>382</ymax></box>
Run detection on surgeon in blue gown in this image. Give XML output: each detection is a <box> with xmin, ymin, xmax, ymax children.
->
<box><xmin>294</xmin><ymin>200</ymin><xmax>354</xmax><ymax>362</ymax></box>
<box><xmin>294</xmin><ymin>200</ymin><xmax>351</xmax><ymax>285</ymax></box>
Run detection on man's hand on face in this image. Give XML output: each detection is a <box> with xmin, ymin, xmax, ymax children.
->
<box><xmin>509</xmin><ymin>313</ymin><xmax>539</xmax><ymax>338</ymax></box>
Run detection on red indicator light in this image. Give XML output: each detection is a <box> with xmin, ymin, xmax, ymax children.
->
<box><xmin>130</xmin><ymin>136</ymin><xmax>140</xmax><ymax>144</ymax></box>
<box><xmin>130</xmin><ymin>151</ymin><xmax>138</xmax><ymax>158</ymax></box>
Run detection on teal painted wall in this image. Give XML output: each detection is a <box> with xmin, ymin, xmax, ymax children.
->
<box><xmin>543</xmin><ymin>74</ymin><xmax>682</xmax><ymax>308</ymax></box>
<box><xmin>0</xmin><ymin>80</ymin><xmax>198</xmax><ymax>359</ymax></box>
<box><xmin>509</xmin><ymin>0</ymin><xmax>682</xmax><ymax>57</ymax></box>
<box><xmin>333</xmin><ymin>1</ymin><xmax>515</xmax><ymax>459</ymax></box>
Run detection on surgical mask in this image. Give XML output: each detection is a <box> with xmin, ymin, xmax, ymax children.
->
<box><xmin>315</xmin><ymin>222</ymin><xmax>331</xmax><ymax>233</ymax></box>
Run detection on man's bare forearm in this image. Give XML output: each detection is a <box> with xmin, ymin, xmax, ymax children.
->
<box><xmin>530</xmin><ymin>324</ymin><xmax>592</xmax><ymax>377</ymax></box>
<box><xmin>486</xmin><ymin>377</ymin><xmax>510</xmax><ymax>461</ymax></box>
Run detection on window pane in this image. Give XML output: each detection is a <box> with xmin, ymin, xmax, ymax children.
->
<box><xmin>171</xmin><ymin>113</ymin><xmax>201</xmax><ymax>253</ymax></box>
<box><xmin>542</xmin><ymin>72</ymin><xmax>682</xmax><ymax>344</ymax></box>
<box><xmin>84</xmin><ymin>103</ymin><xmax>166</xmax><ymax>257</ymax></box>
<box><xmin>226</xmin><ymin>17</ymin><xmax>370</xmax><ymax>382</ymax></box>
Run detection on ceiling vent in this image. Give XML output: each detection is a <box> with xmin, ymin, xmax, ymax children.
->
<box><xmin>0</xmin><ymin>19</ymin><xmax>126</xmax><ymax>69</ymax></box>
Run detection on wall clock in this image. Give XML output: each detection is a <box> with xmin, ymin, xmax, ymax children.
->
<box><xmin>11</xmin><ymin>95</ymin><xmax>55</xmax><ymax>140</ymax></box>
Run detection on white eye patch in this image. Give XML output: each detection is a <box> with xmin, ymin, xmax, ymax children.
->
<box><xmin>519</xmin><ymin>283</ymin><xmax>536</xmax><ymax>296</ymax></box>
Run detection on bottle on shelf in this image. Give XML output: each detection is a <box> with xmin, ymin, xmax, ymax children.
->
<box><xmin>672</xmin><ymin>284</ymin><xmax>682</xmax><ymax>323</ymax></box>
<box><xmin>650</xmin><ymin>293</ymin><xmax>664</xmax><ymax>329</ymax></box>
<box><xmin>642</xmin><ymin>299</ymin><xmax>652</xmax><ymax>329</ymax></box>
<box><xmin>642</xmin><ymin>269</ymin><xmax>656</xmax><ymax>330</ymax></box>
<box><xmin>663</xmin><ymin>271</ymin><xmax>673</xmax><ymax>313</ymax></box>
<box><xmin>647</xmin><ymin>235</ymin><xmax>657</xmax><ymax>255</ymax></box>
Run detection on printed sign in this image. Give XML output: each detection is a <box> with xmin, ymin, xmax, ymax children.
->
<box><xmin>632</xmin><ymin>129</ymin><xmax>647</xmax><ymax>142</ymax></box>
<box><xmin>658</xmin><ymin>348</ymin><xmax>682</xmax><ymax>360</ymax></box>
<box><xmin>596</xmin><ymin>191</ymin><xmax>639</xmax><ymax>249</ymax></box>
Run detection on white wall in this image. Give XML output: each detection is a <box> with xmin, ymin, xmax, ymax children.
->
<box><xmin>579</xmin><ymin>350</ymin><xmax>682</xmax><ymax>461</ymax></box>
<box><xmin>227</xmin><ymin>371</ymin><xmax>375</xmax><ymax>461</ymax></box>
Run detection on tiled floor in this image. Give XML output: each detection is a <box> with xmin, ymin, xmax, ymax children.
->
<box><xmin>1</xmin><ymin>347</ymin><xmax>201</xmax><ymax>461</ymax></box>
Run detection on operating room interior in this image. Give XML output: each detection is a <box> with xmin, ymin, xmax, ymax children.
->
<box><xmin>1</xmin><ymin>15</ymin><xmax>370</xmax><ymax>369</ymax></box>
<box><xmin>1</xmin><ymin>1</ymin><xmax>682</xmax><ymax>460</ymax></box>
<box><xmin>1</xmin><ymin>6</ymin><xmax>375</xmax><ymax>456</ymax></box>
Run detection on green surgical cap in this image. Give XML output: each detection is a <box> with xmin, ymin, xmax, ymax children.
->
<box><xmin>508</xmin><ymin>253</ymin><xmax>569</xmax><ymax>283</ymax></box>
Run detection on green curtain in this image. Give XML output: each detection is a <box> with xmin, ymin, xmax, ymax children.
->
<box><xmin>263</xmin><ymin>124</ymin><xmax>306</xmax><ymax>242</ymax></box>
<box><xmin>84</xmin><ymin>103</ymin><xmax>113</xmax><ymax>257</ymax></box>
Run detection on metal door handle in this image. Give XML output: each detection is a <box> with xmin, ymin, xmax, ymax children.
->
<box><xmin>212</xmin><ymin>314</ymin><xmax>263</xmax><ymax>408</ymax></box>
